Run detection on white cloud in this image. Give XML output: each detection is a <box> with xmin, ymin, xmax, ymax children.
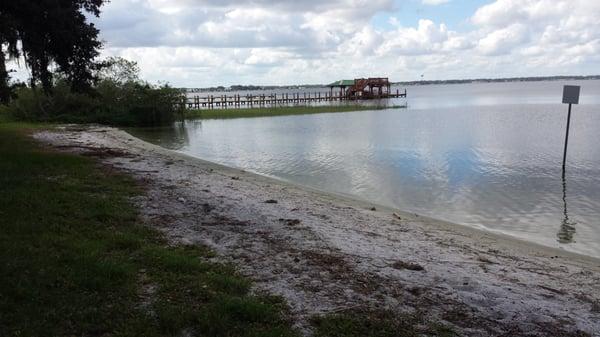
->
<box><xmin>101</xmin><ymin>0</ymin><xmax>600</xmax><ymax>85</ymax></box>
<box><xmin>422</xmin><ymin>0</ymin><xmax>450</xmax><ymax>5</ymax></box>
<box><xmin>471</xmin><ymin>0</ymin><xmax>600</xmax><ymax>70</ymax></box>
<box><xmin>7</xmin><ymin>0</ymin><xmax>600</xmax><ymax>86</ymax></box>
<box><xmin>377</xmin><ymin>19</ymin><xmax>471</xmax><ymax>56</ymax></box>
<box><xmin>477</xmin><ymin>24</ymin><xmax>529</xmax><ymax>55</ymax></box>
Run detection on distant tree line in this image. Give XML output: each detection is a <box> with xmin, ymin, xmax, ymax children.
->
<box><xmin>184</xmin><ymin>75</ymin><xmax>600</xmax><ymax>92</ymax></box>
<box><xmin>394</xmin><ymin>75</ymin><xmax>600</xmax><ymax>86</ymax></box>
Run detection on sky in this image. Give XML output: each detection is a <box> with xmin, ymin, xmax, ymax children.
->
<box><xmin>10</xmin><ymin>0</ymin><xmax>600</xmax><ymax>87</ymax></box>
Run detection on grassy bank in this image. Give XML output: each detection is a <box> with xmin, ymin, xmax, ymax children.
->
<box><xmin>185</xmin><ymin>104</ymin><xmax>406</xmax><ymax>120</ymax></box>
<box><xmin>0</xmin><ymin>121</ymin><xmax>298</xmax><ymax>336</ymax></box>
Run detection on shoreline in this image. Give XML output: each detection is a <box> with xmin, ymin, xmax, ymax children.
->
<box><xmin>132</xmin><ymin>126</ymin><xmax>600</xmax><ymax>264</ymax></box>
<box><xmin>34</xmin><ymin>125</ymin><xmax>600</xmax><ymax>336</ymax></box>
<box><xmin>234</xmin><ymin>162</ymin><xmax>600</xmax><ymax>266</ymax></box>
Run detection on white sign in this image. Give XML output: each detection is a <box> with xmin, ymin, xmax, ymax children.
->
<box><xmin>562</xmin><ymin>85</ymin><xmax>580</xmax><ymax>104</ymax></box>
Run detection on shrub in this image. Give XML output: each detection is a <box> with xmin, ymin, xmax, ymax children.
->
<box><xmin>2</xmin><ymin>80</ymin><xmax>185</xmax><ymax>127</ymax></box>
<box><xmin>96</xmin><ymin>81</ymin><xmax>184</xmax><ymax>126</ymax></box>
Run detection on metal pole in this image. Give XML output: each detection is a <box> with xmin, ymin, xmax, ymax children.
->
<box><xmin>562</xmin><ymin>103</ymin><xmax>572</xmax><ymax>178</ymax></box>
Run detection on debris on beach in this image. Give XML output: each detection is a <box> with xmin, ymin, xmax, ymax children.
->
<box><xmin>279</xmin><ymin>218</ymin><xmax>301</xmax><ymax>226</ymax></box>
<box><xmin>391</xmin><ymin>260</ymin><xmax>425</xmax><ymax>271</ymax></box>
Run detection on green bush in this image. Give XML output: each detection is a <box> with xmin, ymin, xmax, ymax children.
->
<box><xmin>97</xmin><ymin>81</ymin><xmax>185</xmax><ymax>126</ymax></box>
<box><xmin>2</xmin><ymin>79</ymin><xmax>185</xmax><ymax>127</ymax></box>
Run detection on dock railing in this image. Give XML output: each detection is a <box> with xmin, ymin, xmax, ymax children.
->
<box><xmin>180</xmin><ymin>89</ymin><xmax>407</xmax><ymax>110</ymax></box>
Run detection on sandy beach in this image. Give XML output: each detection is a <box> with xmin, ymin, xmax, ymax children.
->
<box><xmin>34</xmin><ymin>126</ymin><xmax>600</xmax><ymax>336</ymax></box>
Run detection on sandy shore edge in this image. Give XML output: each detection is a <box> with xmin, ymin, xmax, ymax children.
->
<box><xmin>35</xmin><ymin>126</ymin><xmax>600</xmax><ymax>336</ymax></box>
<box><xmin>129</xmin><ymin>127</ymin><xmax>599</xmax><ymax>267</ymax></box>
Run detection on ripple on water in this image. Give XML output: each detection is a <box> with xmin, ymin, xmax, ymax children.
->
<box><xmin>129</xmin><ymin>81</ymin><xmax>600</xmax><ymax>258</ymax></box>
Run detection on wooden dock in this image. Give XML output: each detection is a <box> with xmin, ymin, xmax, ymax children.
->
<box><xmin>182</xmin><ymin>89</ymin><xmax>407</xmax><ymax>110</ymax></box>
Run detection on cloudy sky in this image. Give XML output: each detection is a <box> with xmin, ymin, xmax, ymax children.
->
<box><xmin>13</xmin><ymin>0</ymin><xmax>600</xmax><ymax>87</ymax></box>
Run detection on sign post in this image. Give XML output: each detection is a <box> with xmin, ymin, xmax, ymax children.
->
<box><xmin>561</xmin><ymin>85</ymin><xmax>580</xmax><ymax>178</ymax></box>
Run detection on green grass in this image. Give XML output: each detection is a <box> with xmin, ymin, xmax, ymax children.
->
<box><xmin>185</xmin><ymin>104</ymin><xmax>406</xmax><ymax>120</ymax></box>
<box><xmin>311</xmin><ymin>310</ymin><xmax>458</xmax><ymax>337</ymax></box>
<box><xmin>0</xmin><ymin>121</ymin><xmax>299</xmax><ymax>337</ymax></box>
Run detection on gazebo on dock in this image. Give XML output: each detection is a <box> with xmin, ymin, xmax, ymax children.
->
<box><xmin>328</xmin><ymin>78</ymin><xmax>392</xmax><ymax>100</ymax></box>
<box><xmin>328</xmin><ymin>79</ymin><xmax>355</xmax><ymax>97</ymax></box>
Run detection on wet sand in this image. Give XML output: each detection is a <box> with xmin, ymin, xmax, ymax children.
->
<box><xmin>35</xmin><ymin>126</ymin><xmax>600</xmax><ymax>336</ymax></box>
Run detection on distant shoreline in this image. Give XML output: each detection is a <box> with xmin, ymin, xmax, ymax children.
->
<box><xmin>182</xmin><ymin>75</ymin><xmax>600</xmax><ymax>92</ymax></box>
<box><xmin>395</xmin><ymin>75</ymin><xmax>600</xmax><ymax>86</ymax></box>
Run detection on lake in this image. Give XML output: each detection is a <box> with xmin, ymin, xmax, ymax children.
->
<box><xmin>130</xmin><ymin>80</ymin><xmax>600</xmax><ymax>258</ymax></box>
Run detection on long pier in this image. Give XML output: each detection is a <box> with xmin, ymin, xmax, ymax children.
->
<box><xmin>182</xmin><ymin>89</ymin><xmax>407</xmax><ymax>110</ymax></box>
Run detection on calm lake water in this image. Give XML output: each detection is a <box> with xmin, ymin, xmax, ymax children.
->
<box><xmin>130</xmin><ymin>80</ymin><xmax>600</xmax><ymax>258</ymax></box>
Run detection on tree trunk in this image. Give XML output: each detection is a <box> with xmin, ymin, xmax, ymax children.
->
<box><xmin>0</xmin><ymin>46</ymin><xmax>10</xmax><ymax>104</ymax></box>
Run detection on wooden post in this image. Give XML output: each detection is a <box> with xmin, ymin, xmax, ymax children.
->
<box><xmin>562</xmin><ymin>103</ymin><xmax>572</xmax><ymax>178</ymax></box>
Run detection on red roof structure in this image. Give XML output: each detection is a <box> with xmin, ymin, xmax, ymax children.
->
<box><xmin>329</xmin><ymin>77</ymin><xmax>392</xmax><ymax>100</ymax></box>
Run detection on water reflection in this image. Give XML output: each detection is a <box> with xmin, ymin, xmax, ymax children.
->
<box><xmin>128</xmin><ymin>120</ymin><xmax>202</xmax><ymax>150</ymax></box>
<box><xmin>557</xmin><ymin>177</ymin><xmax>577</xmax><ymax>244</ymax></box>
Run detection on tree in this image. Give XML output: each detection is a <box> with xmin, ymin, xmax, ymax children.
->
<box><xmin>97</xmin><ymin>57</ymin><xmax>140</xmax><ymax>84</ymax></box>
<box><xmin>0</xmin><ymin>0</ymin><xmax>105</xmax><ymax>103</ymax></box>
<box><xmin>0</xmin><ymin>10</ymin><xmax>19</xmax><ymax>103</ymax></box>
<box><xmin>0</xmin><ymin>46</ymin><xmax>10</xmax><ymax>103</ymax></box>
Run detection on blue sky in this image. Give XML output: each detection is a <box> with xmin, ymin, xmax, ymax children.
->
<box><xmin>8</xmin><ymin>0</ymin><xmax>600</xmax><ymax>87</ymax></box>
<box><xmin>373</xmin><ymin>0</ymin><xmax>489</xmax><ymax>31</ymax></box>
